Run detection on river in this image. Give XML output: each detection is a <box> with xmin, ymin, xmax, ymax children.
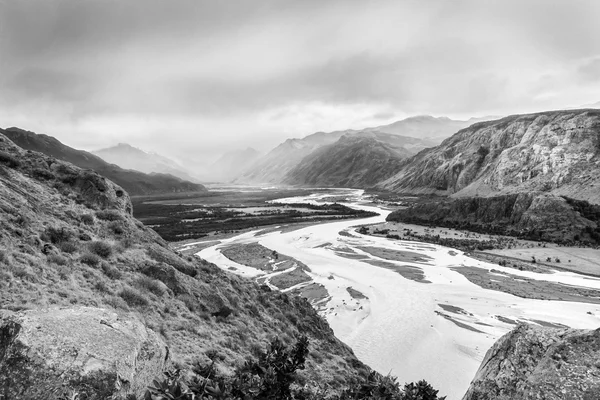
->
<box><xmin>196</xmin><ymin>188</ymin><xmax>600</xmax><ymax>400</ymax></box>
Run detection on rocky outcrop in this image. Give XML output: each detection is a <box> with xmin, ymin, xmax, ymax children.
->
<box><xmin>0</xmin><ymin>307</ymin><xmax>169</xmax><ymax>400</ymax></box>
<box><xmin>379</xmin><ymin>109</ymin><xmax>600</xmax><ymax>204</ymax></box>
<box><xmin>2</xmin><ymin>127</ymin><xmax>206</xmax><ymax>196</ymax></box>
<box><xmin>463</xmin><ymin>324</ymin><xmax>600</xmax><ymax>400</ymax></box>
<box><xmin>386</xmin><ymin>192</ymin><xmax>598</xmax><ymax>242</ymax></box>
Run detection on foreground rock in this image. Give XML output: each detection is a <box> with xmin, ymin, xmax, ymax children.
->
<box><xmin>463</xmin><ymin>324</ymin><xmax>600</xmax><ymax>400</ymax></box>
<box><xmin>0</xmin><ymin>307</ymin><xmax>169</xmax><ymax>400</ymax></box>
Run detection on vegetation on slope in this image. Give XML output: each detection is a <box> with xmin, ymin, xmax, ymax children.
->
<box><xmin>2</xmin><ymin>127</ymin><xmax>206</xmax><ymax>196</ymax></box>
<box><xmin>0</xmin><ymin>132</ymin><xmax>445</xmax><ymax>398</ymax></box>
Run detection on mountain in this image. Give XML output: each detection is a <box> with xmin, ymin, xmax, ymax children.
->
<box><xmin>283</xmin><ymin>132</ymin><xmax>432</xmax><ymax>188</ymax></box>
<box><xmin>235</xmin><ymin>130</ymin><xmax>347</xmax><ymax>184</ymax></box>
<box><xmin>237</xmin><ymin>115</ymin><xmax>494</xmax><ymax>185</ymax></box>
<box><xmin>370</xmin><ymin>115</ymin><xmax>496</xmax><ymax>143</ymax></box>
<box><xmin>209</xmin><ymin>147</ymin><xmax>261</xmax><ymax>182</ymax></box>
<box><xmin>0</xmin><ymin>130</ymin><xmax>370</xmax><ymax>398</ymax></box>
<box><xmin>2</xmin><ymin>127</ymin><xmax>206</xmax><ymax>196</ymax></box>
<box><xmin>383</xmin><ymin>109</ymin><xmax>600</xmax><ymax>243</ymax></box>
<box><xmin>93</xmin><ymin>143</ymin><xmax>200</xmax><ymax>183</ymax></box>
<box><xmin>379</xmin><ymin>109</ymin><xmax>600</xmax><ymax>203</ymax></box>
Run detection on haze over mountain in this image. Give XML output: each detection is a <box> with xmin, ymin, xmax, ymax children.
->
<box><xmin>367</xmin><ymin>115</ymin><xmax>497</xmax><ymax>143</ymax></box>
<box><xmin>2</xmin><ymin>127</ymin><xmax>206</xmax><ymax>196</ymax></box>
<box><xmin>237</xmin><ymin>114</ymin><xmax>488</xmax><ymax>185</ymax></box>
<box><xmin>93</xmin><ymin>143</ymin><xmax>200</xmax><ymax>183</ymax></box>
<box><xmin>208</xmin><ymin>147</ymin><xmax>261</xmax><ymax>183</ymax></box>
<box><xmin>283</xmin><ymin>132</ymin><xmax>431</xmax><ymax>188</ymax></box>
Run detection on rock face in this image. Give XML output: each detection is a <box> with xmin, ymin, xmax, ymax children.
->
<box><xmin>463</xmin><ymin>324</ymin><xmax>600</xmax><ymax>400</ymax></box>
<box><xmin>379</xmin><ymin>109</ymin><xmax>600</xmax><ymax>204</ymax></box>
<box><xmin>387</xmin><ymin>192</ymin><xmax>599</xmax><ymax>242</ymax></box>
<box><xmin>2</xmin><ymin>127</ymin><xmax>206</xmax><ymax>195</ymax></box>
<box><xmin>283</xmin><ymin>133</ymin><xmax>427</xmax><ymax>188</ymax></box>
<box><xmin>0</xmin><ymin>307</ymin><xmax>169</xmax><ymax>400</ymax></box>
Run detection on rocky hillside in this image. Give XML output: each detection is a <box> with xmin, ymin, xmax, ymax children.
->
<box><xmin>93</xmin><ymin>143</ymin><xmax>199</xmax><ymax>183</ymax></box>
<box><xmin>387</xmin><ymin>192</ymin><xmax>600</xmax><ymax>244</ymax></box>
<box><xmin>236</xmin><ymin>130</ymin><xmax>346</xmax><ymax>184</ymax></box>
<box><xmin>2</xmin><ymin>127</ymin><xmax>206</xmax><ymax>196</ymax></box>
<box><xmin>379</xmin><ymin>109</ymin><xmax>600</xmax><ymax>203</ymax></box>
<box><xmin>283</xmin><ymin>132</ymin><xmax>429</xmax><ymax>188</ymax></box>
<box><xmin>463</xmin><ymin>324</ymin><xmax>600</xmax><ymax>400</ymax></box>
<box><xmin>0</xmin><ymin>132</ymin><xmax>369</xmax><ymax>398</ymax></box>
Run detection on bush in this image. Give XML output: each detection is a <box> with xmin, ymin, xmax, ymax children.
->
<box><xmin>43</xmin><ymin>227</ymin><xmax>73</xmax><ymax>244</ymax></box>
<box><xmin>80</xmin><ymin>252</ymin><xmax>101</xmax><ymax>267</ymax></box>
<box><xmin>108</xmin><ymin>221</ymin><xmax>125</xmax><ymax>235</ymax></box>
<box><xmin>96</xmin><ymin>209</ymin><xmax>123</xmax><ymax>221</ymax></box>
<box><xmin>81</xmin><ymin>214</ymin><xmax>95</xmax><ymax>226</ymax></box>
<box><xmin>135</xmin><ymin>276</ymin><xmax>167</xmax><ymax>297</ymax></box>
<box><xmin>101</xmin><ymin>262</ymin><xmax>122</xmax><ymax>280</ymax></box>
<box><xmin>0</xmin><ymin>151</ymin><xmax>21</xmax><ymax>168</ymax></box>
<box><xmin>59</xmin><ymin>241</ymin><xmax>79</xmax><ymax>254</ymax></box>
<box><xmin>119</xmin><ymin>286</ymin><xmax>149</xmax><ymax>307</ymax></box>
<box><xmin>47</xmin><ymin>254</ymin><xmax>68</xmax><ymax>266</ymax></box>
<box><xmin>88</xmin><ymin>241</ymin><xmax>113</xmax><ymax>258</ymax></box>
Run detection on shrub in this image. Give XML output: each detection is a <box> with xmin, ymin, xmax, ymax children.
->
<box><xmin>80</xmin><ymin>252</ymin><xmax>101</xmax><ymax>267</ymax></box>
<box><xmin>135</xmin><ymin>276</ymin><xmax>167</xmax><ymax>297</ymax></box>
<box><xmin>108</xmin><ymin>221</ymin><xmax>125</xmax><ymax>235</ymax></box>
<box><xmin>119</xmin><ymin>286</ymin><xmax>149</xmax><ymax>307</ymax></box>
<box><xmin>81</xmin><ymin>214</ymin><xmax>95</xmax><ymax>226</ymax></box>
<box><xmin>47</xmin><ymin>254</ymin><xmax>68</xmax><ymax>266</ymax></box>
<box><xmin>43</xmin><ymin>227</ymin><xmax>73</xmax><ymax>244</ymax></box>
<box><xmin>32</xmin><ymin>168</ymin><xmax>55</xmax><ymax>180</ymax></box>
<box><xmin>59</xmin><ymin>241</ymin><xmax>79</xmax><ymax>254</ymax></box>
<box><xmin>101</xmin><ymin>262</ymin><xmax>122</xmax><ymax>279</ymax></box>
<box><xmin>0</xmin><ymin>250</ymin><xmax>6</xmax><ymax>264</ymax></box>
<box><xmin>88</xmin><ymin>241</ymin><xmax>113</xmax><ymax>258</ymax></box>
<box><xmin>147</xmin><ymin>247</ymin><xmax>197</xmax><ymax>277</ymax></box>
<box><xmin>96</xmin><ymin>209</ymin><xmax>123</xmax><ymax>221</ymax></box>
<box><xmin>0</xmin><ymin>151</ymin><xmax>21</xmax><ymax>168</ymax></box>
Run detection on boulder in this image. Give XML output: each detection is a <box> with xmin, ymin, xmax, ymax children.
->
<box><xmin>0</xmin><ymin>307</ymin><xmax>169</xmax><ymax>400</ymax></box>
<box><xmin>463</xmin><ymin>324</ymin><xmax>600</xmax><ymax>400</ymax></box>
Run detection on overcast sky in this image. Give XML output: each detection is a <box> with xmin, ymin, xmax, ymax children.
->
<box><xmin>1</xmin><ymin>0</ymin><xmax>599</xmax><ymax>163</ymax></box>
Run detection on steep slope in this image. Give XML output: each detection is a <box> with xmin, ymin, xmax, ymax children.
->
<box><xmin>0</xmin><ymin>132</ymin><xmax>369</xmax><ymax>397</ymax></box>
<box><xmin>379</xmin><ymin>109</ymin><xmax>600</xmax><ymax>203</ymax></box>
<box><xmin>283</xmin><ymin>132</ymin><xmax>429</xmax><ymax>188</ymax></box>
<box><xmin>2</xmin><ymin>127</ymin><xmax>206</xmax><ymax>196</ymax></box>
<box><xmin>210</xmin><ymin>147</ymin><xmax>261</xmax><ymax>182</ymax></box>
<box><xmin>463</xmin><ymin>324</ymin><xmax>600</xmax><ymax>400</ymax></box>
<box><xmin>236</xmin><ymin>130</ymin><xmax>347</xmax><ymax>184</ymax></box>
<box><xmin>93</xmin><ymin>143</ymin><xmax>199</xmax><ymax>183</ymax></box>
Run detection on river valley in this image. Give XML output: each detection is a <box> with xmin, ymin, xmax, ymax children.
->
<box><xmin>190</xmin><ymin>188</ymin><xmax>600</xmax><ymax>400</ymax></box>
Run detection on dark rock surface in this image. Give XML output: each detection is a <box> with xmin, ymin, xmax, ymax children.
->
<box><xmin>0</xmin><ymin>307</ymin><xmax>169</xmax><ymax>400</ymax></box>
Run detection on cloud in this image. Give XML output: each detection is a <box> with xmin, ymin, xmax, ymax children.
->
<box><xmin>1</xmin><ymin>0</ymin><xmax>599</xmax><ymax>163</ymax></box>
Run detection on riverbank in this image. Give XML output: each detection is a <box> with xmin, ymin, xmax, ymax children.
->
<box><xmin>195</xmin><ymin>189</ymin><xmax>600</xmax><ymax>400</ymax></box>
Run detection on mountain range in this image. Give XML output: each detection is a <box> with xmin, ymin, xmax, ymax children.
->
<box><xmin>1</xmin><ymin>127</ymin><xmax>206</xmax><ymax>196</ymax></box>
<box><xmin>235</xmin><ymin>115</ymin><xmax>492</xmax><ymax>186</ymax></box>
<box><xmin>93</xmin><ymin>143</ymin><xmax>200</xmax><ymax>183</ymax></box>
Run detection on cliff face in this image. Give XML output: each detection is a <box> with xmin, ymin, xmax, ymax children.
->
<box><xmin>463</xmin><ymin>324</ymin><xmax>600</xmax><ymax>400</ymax></box>
<box><xmin>387</xmin><ymin>192</ymin><xmax>598</xmax><ymax>243</ymax></box>
<box><xmin>379</xmin><ymin>110</ymin><xmax>600</xmax><ymax>204</ymax></box>
<box><xmin>0</xmin><ymin>132</ymin><xmax>368</xmax><ymax>398</ymax></box>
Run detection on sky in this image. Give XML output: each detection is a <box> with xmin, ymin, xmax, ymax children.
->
<box><xmin>1</xmin><ymin>0</ymin><xmax>599</xmax><ymax>164</ymax></box>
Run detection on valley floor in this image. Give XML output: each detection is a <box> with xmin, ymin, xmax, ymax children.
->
<box><xmin>171</xmin><ymin>188</ymin><xmax>600</xmax><ymax>400</ymax></box>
